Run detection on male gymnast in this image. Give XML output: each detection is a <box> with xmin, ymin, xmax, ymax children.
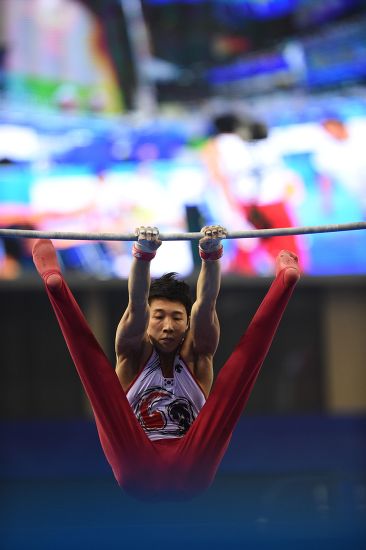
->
<box><xmin>32</xmin><ymin>225</ymin><xmax>300</xmax><ymax>500</ymax></box>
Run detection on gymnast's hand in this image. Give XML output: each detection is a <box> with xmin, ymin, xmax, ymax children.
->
<box><xmin>134</xmin><ymin>226</ymin><xmax>162</xmax><ymax>254</ymax></box>
<box><xmin>199</xmin><ymin>225</ymin><xmax>227</xmax><ymax>260</ymax></box>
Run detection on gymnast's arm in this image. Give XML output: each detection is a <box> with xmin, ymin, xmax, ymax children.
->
<box><xmin>186</xmin><ymin>226</ymin><xmax>226</xmax><ymax>393</ymax></box>
<box><xmin>115</xmin><ymin>227</ymin><xmax>161</xmax><ymax>390</ymax></box>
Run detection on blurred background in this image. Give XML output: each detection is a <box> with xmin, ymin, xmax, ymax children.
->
<box><xmin>0</xmin><ymin>1</ymin><xmax>365</xmax><ymax>548</ymax></box>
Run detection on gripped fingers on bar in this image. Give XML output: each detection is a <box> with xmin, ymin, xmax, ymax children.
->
<box><xmin>0</xmin><ymin>221</ymin><xmax>365</xmax><ymax>242</ymax></box>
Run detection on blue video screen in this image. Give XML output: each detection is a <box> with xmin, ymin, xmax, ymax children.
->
<box><xmin>0</xmin><ymin>0</ymin><xmax>365</xmax><ymax>279</ymax></box>
<box><xmin>1</xmin><ymin>105</ymin><xmax>366</xmax><ymax>278</ymax></box>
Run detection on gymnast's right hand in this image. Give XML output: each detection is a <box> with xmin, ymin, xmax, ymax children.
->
<box><xmin>134</xmin><ymin>226</ymin><xmax>162</xmax><ymax>255</ymax></box>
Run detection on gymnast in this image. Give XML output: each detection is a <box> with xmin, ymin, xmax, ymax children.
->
<box><xmin>32</xmin><ymin>225</ymin><xmax>300</xmax><ymax>500</ymax></box>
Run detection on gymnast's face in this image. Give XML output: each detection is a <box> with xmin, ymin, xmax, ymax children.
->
<box><xmin>148</xmin><ymin>298</ymin><xmax>189</xmax><ymax>353</ymax></box>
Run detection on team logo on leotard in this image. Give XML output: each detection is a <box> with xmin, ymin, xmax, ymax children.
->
<box><xmin>167</xmin><ymin>399</ymin><xmax>194</xmax><ymax>434</ymax></box>
<box><xmin>134</xmin><ymin>386</ymin><xmax>195</xmax><ymax>436</ymax></box>
<box><xmin>136</xmin><ymin>388</ymin><xmax>168</xmax><ymax>431</ymax></box>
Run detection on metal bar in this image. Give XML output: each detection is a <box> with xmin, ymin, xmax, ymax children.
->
<box><xmin>0</xmin><ymin>222</ymin><xmax>365</xmax><ymax>242</ymax></box>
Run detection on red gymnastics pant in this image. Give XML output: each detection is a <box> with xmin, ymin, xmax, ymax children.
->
<box><xmin>38</xmin><ymin>268</ymin><xmax>297</xmax><ymax>501</ymax></box>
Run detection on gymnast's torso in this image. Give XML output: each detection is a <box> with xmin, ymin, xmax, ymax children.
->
<box><xmin>126</xmin><ymin>348</ymin><xmax>206</xmax><ymax>441</ymax></box>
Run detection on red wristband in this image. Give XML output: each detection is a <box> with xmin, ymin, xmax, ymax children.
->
<box><xmin>199</xmin><ymin>245</ymin><xmax>223</xmax><ymax>261</ymax></box>
<box><xmin>132</xmin><ymin>243</ymin><xmax>156</xmax><ymax>261</ymax></box>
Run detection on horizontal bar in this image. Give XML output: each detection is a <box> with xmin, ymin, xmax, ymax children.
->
<box><xmin>0</xmin><ymin>221</ymin><xmax>365</xmax><ymax>242</ymax></box>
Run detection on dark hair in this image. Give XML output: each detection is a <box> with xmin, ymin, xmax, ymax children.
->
<box><xmin>212</xmin><ymin>113</ymin><xmax>240</xmax><ymax>135</ymax></box>
<box><xmin>249</xmin><ymin>121</ymin><xmax>268</xmax><ymax>141</ymax></box>
<box><xmin>149</xmin><ymin>272</ymin><xmax>192</xmax><ymax>317</ymax></box>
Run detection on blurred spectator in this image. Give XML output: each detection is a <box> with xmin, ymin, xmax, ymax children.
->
<box><xmin>201</xmin><ymin>113</ymin><xmax>306</xmax><ymax>274</ymax></box>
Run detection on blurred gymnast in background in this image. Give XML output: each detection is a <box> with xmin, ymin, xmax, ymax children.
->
<box><xmin>202</xmin><ymin>113</ymin><xmax>306</xmax><ymax>274</ymax></box>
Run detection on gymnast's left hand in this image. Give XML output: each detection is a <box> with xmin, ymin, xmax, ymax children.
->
<box><xmin>199</xmin><ymin>225</ymin><xmax>227</xmax><ymax>253</ymax></box>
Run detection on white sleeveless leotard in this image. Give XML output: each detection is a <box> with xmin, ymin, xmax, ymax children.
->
<box><xmin>126</xmin><ymin>348</ymin><xmax>206</xmax><ymax>441</ymax></box>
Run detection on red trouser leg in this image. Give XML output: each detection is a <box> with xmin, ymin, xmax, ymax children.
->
<box><xmin>175</xmin><ymin>267</ymin><xmax>298</xmax><ymax>495</ymax></box>
<box><xmin>39</xmin><ymin>272</ymin><xmax>158</xmax><ymax>491</ymax></box>
<box><xmin>34</xmin><ymin>239</ymin><xmax>298</xmax><ymax>500</ymax></box>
